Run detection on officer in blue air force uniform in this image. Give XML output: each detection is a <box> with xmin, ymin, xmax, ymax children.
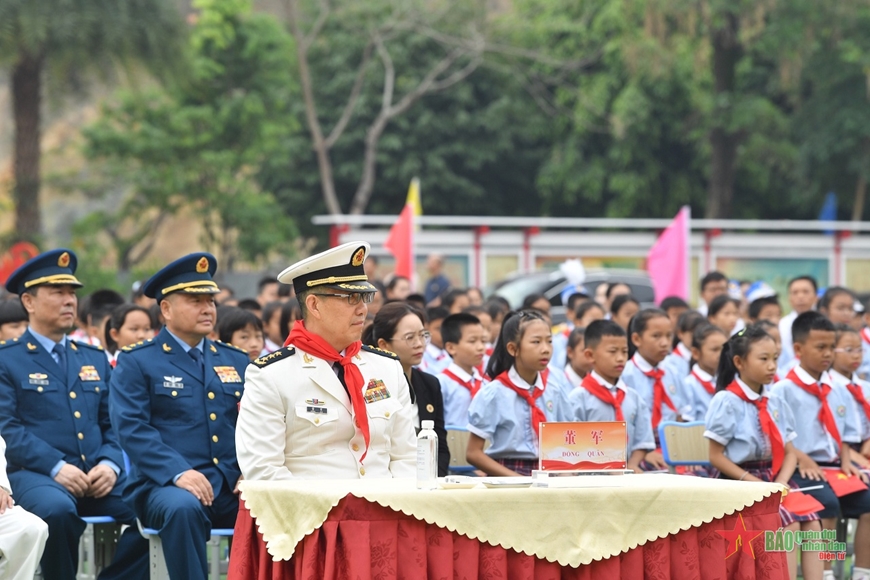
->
<box><xmin>0</xmin><ymin>249</ymin><xmax>147</xmax><ymax>580</ymax></box>
<box><xmin>109</xmin><ymin>252</ymin><xmax>249</xmax><ymax>580</ymax></box>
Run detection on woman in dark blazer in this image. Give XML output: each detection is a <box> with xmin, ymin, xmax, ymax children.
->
<box><xmin>363</xmin><ymin>302</ymin><xmax>451</xmax><ymax>476</ymax></box>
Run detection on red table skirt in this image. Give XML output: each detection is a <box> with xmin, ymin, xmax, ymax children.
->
<box><xmin>228</xmin><ymin>493</ymin><xmax>787</xmax><ymax>580</ymax></box>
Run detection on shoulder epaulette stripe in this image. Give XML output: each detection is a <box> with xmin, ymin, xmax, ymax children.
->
<box><xmin>252</xmin><ymin>346</ymin><xmax>295</xmax><ymax>367</ymax></box>
<box><xmin>361</xmin><ymin>344</ymin><xmax>399</xmax><ymax>360</ymax></box>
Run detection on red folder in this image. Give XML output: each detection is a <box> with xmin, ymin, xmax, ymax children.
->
<box><xmin>782</xmin><ymin>491</ymin><xmax>825</xmax><ymax>516</ymax></box>
<box><xmin>822</xmin><ymin>469</ymin><xmax>869</xmax><ymax>497</ymax></box>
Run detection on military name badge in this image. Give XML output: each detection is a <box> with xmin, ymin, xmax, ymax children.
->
<box><xmin>305</xmin><ymin>398</ymin><xmax>328</xmax><ymax>415</ymax></box>
<box><xmin>78</xmin><ymin>365</ymin><xmax>101</xmax><ymax>382</ymax></box>
<box><xmin>163</xmin><ymin>376</ymin><xmax>184</xmax><ymax>389</ymax></box>
<box><xmin>214</xmin><ymin>366</ymin><xmax>242</xmax><ymax>383</ymax></box>
<box><xmin>363</xmin><ymin>378</ymin><xmax>390</xmax><ymax>404</ymax></box>
<box><xmin>29</xmin><ymin>372</ymin><xmax>49</xmax><ymax>386</ymax></box>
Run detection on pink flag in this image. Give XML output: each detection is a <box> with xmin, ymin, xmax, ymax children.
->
<box><xmin>647</xmin><ymin>206</ymin><xmax>691</xmax><ymax>304</ymax></box>
<box><xmin>384</xmin><ymin>203</ymin><xmax>415</xmax><ymax>279</ymax></box>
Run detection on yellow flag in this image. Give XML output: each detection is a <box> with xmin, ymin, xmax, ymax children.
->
<box><xmin>406</xmin><ymin>177</ymin><xmax>422</xmax><ymax>217</ymax></box>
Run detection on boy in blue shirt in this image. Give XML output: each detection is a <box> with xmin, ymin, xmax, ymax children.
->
<box><xmin>438</xmin><ymin>313</ymin><xmax>487</xmax><ymax>427</ymax></box>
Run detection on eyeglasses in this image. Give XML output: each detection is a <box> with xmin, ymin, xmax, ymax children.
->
<box><xmin>389</xmin><ymin>331</ymin><xmax>431</xmax><ymax>346</ymax></box>
<box><xmin>312</xmin><ymin>292</ymin><xmax>374</xmax><ymax>306</ymax></box>
<box><xmin>835</xmin><ymin>347</ymin><xmax>863</xmax><ymax>355</ymax></box>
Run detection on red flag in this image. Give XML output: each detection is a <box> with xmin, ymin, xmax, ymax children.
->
<box><xmin>822</xmin><ymin>469</ymin><xmax>869</xmax><ymax>497</ymax></box>
<box><xmin>384</xmin><ymin>203</ymin><xmax>414</xmax><ymax>279</ymax></box>
<box><xmin>646</xmin><ymin>206</ymin><xmax>690</xmax><ymax>304</ymax></box>
<box><xmin>782</xmin><ymin>491</ymin><xmax>824</xmax><ymax>516</ymax></box>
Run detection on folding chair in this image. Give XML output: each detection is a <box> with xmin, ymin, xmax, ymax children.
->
<box><xmin>77</xmin><ymin>516</ymin><xmax>120</xmax><ymax>580</ymax></box>
<box><xmin>137</xmin><ymin>520</ymin><xmax>233</xmax><ymax>580</ymax></box>
<box><xmin>657</xmin><ymin>421</ymin><xmax>710</xmax><ymax>473</ymax></box>
<box><xmin>445</xmin><ymin>425</ymin><xmax>478</xmax><ymax>475</ymax></box>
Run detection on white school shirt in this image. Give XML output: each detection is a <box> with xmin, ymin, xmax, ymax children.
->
<box><xmin>684</xmin><ymin>365</ymin><xmax>717</xmax><ymax>422</ymax></box>
<box><xmin>563</xmin><ymin>363</ymin><xmax>584</xmax><ymax>389</ymax></box>
<box><xmin>438</xmin><ymin>363</ymin><xmax>483</xmax><ymax>428</ymax></box>
<box><xmin>568</xmin><ymin>371</ymin><xmax>655</xmax><ymax>453</ymax></box>
<box><xmin>829</xmin><ymin>368</ymin><xmax>870</xmax><ymax>443</ymax></box>
<box><xmin>769</xmin><ymin>366</ymin><xmax>861</xmax><ymax>463</ymax></box>
<box><xmin>704</xmin><ymin>377</ymin><xmax>798</xmax><ymax>465</ymax></box>
<box><xmin>467</xmin><ymin>366</ymin><xmax>573</xmax><ymax>459</ymax></box>
<box><xmin>777</xmin><ymin>310</ymin><xmax>799</xmax><ymax>371</ymax></box>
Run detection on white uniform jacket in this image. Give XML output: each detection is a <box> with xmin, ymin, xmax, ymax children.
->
<box><xmin>236</xmin><ymin>345</ymin><xmax>417</xmax><ymax>480</ymax></box>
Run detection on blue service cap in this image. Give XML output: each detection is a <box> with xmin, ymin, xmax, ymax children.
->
<box><xmin>142</xmin><ymin>253</ymin><xmax>220</xmax><ymax>302</ymax></box>
<box><xmin>5</xmin><ymin>248</ymin><xmax>82</xmax><ymax>295</ymax></box>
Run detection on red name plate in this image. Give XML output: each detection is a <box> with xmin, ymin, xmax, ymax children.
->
<box><xmin>539</xmin><ymin>421</ymin><xmax>627</xmax><ymax>471</ymax></box>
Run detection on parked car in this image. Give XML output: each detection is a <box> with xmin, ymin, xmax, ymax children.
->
<box><xmin>486</xmin><ymin>269</ymin><xmax>655</xmax><ymax>324</ymax></box>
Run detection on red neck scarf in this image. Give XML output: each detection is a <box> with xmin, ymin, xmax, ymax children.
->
<box><xmin>787</xmin><ymin>369</ymin><xmax>841</xmax><ymax>448</ymax></box>
<box><xmin>581</xmin><ymin>374</ymin><xmax>625</xmax><ymax>421</ymax></box>
<box><xmin>285</xmin><ymin>321</ymin><xmax>369</xmax><ymax>462</ymax></box>
<box><xmin>494</xmin><ymin>369</ymin><xmax>549</xmax><ymax>440</ymax></box>
<box><xmin>845</xmin><ymin>379</ymin><xmax>870</xmax><ymax>423</ymax></box>
<box><xmin>725</xmin><ymin>381</ymin><xmax>785</xmax><ymax>474</ymax></box>
<box><xmin>442</xmin><ymin>368</ymin><xmax>482</xmax><ymax>398</ymax></box>
<box><xmin>691</xmin><ymin>370</ymin><xmax>716</xmax><ymax>395</ymax></box>
<box><xmin>635</xmin><ymin>358</ymin><xmax>676</xmax><ymax>429</ymax></box>
<box><xmin>862</xmin><ymin>328</ymin><xmax>870</xmax><ymax>345</ymax></box>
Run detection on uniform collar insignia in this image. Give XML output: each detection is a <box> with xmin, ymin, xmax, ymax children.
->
<box><xmin>26</xmin><ymin>342</ymin><xmax>36</xmax><ymax>351</ymax></box>
<box><xmin>162</xmin><ymin>343</ymin><xmax>172</xmax><ymax>352</ymax></box>
<box><xmin>70</xmin><ymin>342</ymin><xmax>77</xmax><ymax>351</ymax></box>
<box><xmin>210</xmin><ymin>344</ymin><xmax>217</xmax><ymax>353</ymax></box>
<box><xmin>302</xmin><ymin>352</ymin><xmax>314</xmax><ymax>364</ymax></box>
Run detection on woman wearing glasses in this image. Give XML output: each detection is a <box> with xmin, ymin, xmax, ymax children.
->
<box><xmin>363</xmin><ymin>302</ymin><xmax>451</xmax><ymax>476</ymax></box>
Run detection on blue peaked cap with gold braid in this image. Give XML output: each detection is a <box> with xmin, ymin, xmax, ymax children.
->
<box><xmin>142</xmin><ymin>252</ymin><xmax>220</xmax><ymax>302</ymax></box>
<box><xmin>5</xmin><ymin>248</ymin><xmax>83</xmax><ymax>294</ymax></box>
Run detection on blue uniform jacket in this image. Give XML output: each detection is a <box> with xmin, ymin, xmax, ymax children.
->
<box><xmin>0</xmin><ymin>329</ymin><xmax>121</xmax><ymax>475</ymax></box>
<box><xmin>109</xmin><ymin>328</ymin><xmax>249</xmax><ymax>509</ymax></box>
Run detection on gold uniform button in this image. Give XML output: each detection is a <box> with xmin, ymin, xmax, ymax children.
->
<box><xmin>352</xmin><ymin>444</ymin><xmax>360</xmax><ymax>452</ymax></box>
<box><xmin>74</xmin><ymin>411</ymin><xmax>81</xmax><ymax>419</ymax></box>
<box><xmin>95</xmin><ymin>387</ymin><xmax>100</xmax><ymax>393</ymax></box>
<box><xmin>384</xmin><ymin>411</ymin><xmax>390</xmax><ymax>418</ymax></box>
<box><xmin>208</xmin><ymin>392</ymin><xmax>215</xmax><ymax>400</ymax></box>
<box><xmin>359</xmin><ymin>467</ymin><xmax>366</xmax><ymax>476</ymax></box>
<box><xmin>37</xmin><ymin>386</ymin><xmax>43</xmax><ymax>392</ymax></box>
<box><xmin>314</xmin><ymin>418</ymin><xmax>320</xmax><ymax>425</ymax></box>
<box><xmin>70</xmin><ymin>392</ymin><xmax>77</xmax><ymax>399</ymax></box>
<box><xmin>213</xmin><ymin>458</ymin><xmax>219</xmax><ymax>465</ymax></box>
<box><xmin>81</xmin><ymin>454</ymin><xmax>86</xmax><ymax>461</ymax></box>
<box><xmin>77</xmin><ymin>433</ymin><xmax>84</xmax><ymax>440</ymax></box>
<box><xmin>171</xmin><ymin>390</ymin><xmax>178</xmax><ymax>397</ymax></box>
<box><xmin>210</xmin><ymin>413</ymin><xmax>217</xmax><ymax>421</ymax></box>
<box><xmin>212</xmin><ymin>435</ymin><xmax>218</xmax><ymax>443</ymax></box>
<box><xmin>235</xmin><ymin>391</ymin><xmax>240</xmax><ymax>397</ymax></box>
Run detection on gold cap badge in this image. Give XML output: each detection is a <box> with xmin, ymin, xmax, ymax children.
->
<box><xmin>196</xmin><ymin>256</ymin><xmax>209</xmax><ymax>273</ymax></box>
<box><xmin>58</xmin><ymin>252</ymin><xmax>70</xmax><ymax>267</ymax></box>
<box><xmin>351</xmin><ymin>247</ymin><xmax>365</xmax><ymax>267</ymax></box>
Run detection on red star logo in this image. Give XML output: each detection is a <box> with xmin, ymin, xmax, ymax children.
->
<box><xmin>716</xmin><ymin>514</ymin><xmax>766</xmax><ymax>559</ymax></box>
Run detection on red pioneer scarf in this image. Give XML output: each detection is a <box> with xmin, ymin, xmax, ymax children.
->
<box><xmin>787</xmin><ymin>369</ymin><xmax>841</xmax><ymax>448</ymax></box>
<box><xmin>691</xmin><ymin>370</ymin><xmax>716</xmax><ymax>395</ymax></box>
<box><xmin>845</xmin><ymin>381</ymin><xmax>870</xmax><ymax>423</ymax></box>
<box><xmin>725</xmin><ymin>380</ymin><xmax>785</xmax><ymax>474</ymax></box>
<box><xmin>635</xmin><ymin>359</ymin><xmax>676</xmax><ymax>429</ymax></box>
<box><xmin>494</xmin><ymin>369</ymin><xmax>549</xmax><ymax>440</ymax></box>
<box><xmin>581</xmin><ymin>374</ymin><xmax>625</xmax><ymax>421</ymax></box>
<box><xmin>286</xmin><ymin>320</ymin><xmax>369</xmax><ymax>462</ymax></box>
<box><xmin>442</xmin><ymin>368</ymin><xmax>482</xmax><ymax>398</ymax></box>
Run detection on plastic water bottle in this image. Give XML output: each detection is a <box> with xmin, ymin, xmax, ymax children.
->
<box><xmin>416</xmin><ymin>420</ymin><xmax>438</xmax><ymax>490</ymax></box>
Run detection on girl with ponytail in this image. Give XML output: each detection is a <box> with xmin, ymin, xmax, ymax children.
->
<box><xmin>466</xmin><ymin>310</ymin><xmax>572</xmax><ymax>476</ymax></box>
<box><xmin>706</xmin><ymin>325</ymin><xmax>822</xmax><ymax>580</ymax></box>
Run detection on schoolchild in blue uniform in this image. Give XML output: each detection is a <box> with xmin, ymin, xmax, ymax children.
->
<box><xmin>683</xmin><ymin>324</ymin><xmax>727</xmax><ymax>421</ymax></box>
<box><xmin>705</xmin><ymin>325</ymin><xmax>822</xmax><ymax>580</ymax></box>
<box><xmin>829</xmin><ymin>324</ymin><xmax>870</xmax><ymax>467</ymax></box>
<box><xmin>551</xmin><ymin>292</ymin><xmax>590</xmax><ymax>370</ymax></box>
<box><xmin>419</xmin><ymin>306</ymin><xmax>451</xmax><ymax>374</ymax></box>
<box><xmin>466</xmin><ymin>310</ymin><xmax>572</xmax><ymax>476</ymax></box>
<box><xmin>621</xmin><ymin>310</ymin><xmax>689</xmax><ymax>456</ymax></box>
<box><xmin>110</xmin><ymin>253</ymin><xmax>250</xmax><ymax>580</ymax></box>
<box><xmin>568</xmin><ymin>320</ymin><xmax>655</xmax><ymax>472</ymax></box>
<box><xmin>663</xmin><ymin>310</ymin><xmax>706</xmax><ymax>380</ymax></box>
<box><xmin>770</xmin><ymin>312</ymin><xmax>870</xmax><ymax>580</ymax></box>
<box><xmin>563</xmin><ymin>326</ymin><xmax>592</xmax><ymax>388</ymax></box>
<box><xmin>438</xmin><ymin>313</ymin><xmax>487</xmax><ymax>427</ymax></box>
<box><xmin>0</xmin><ymin>249</ymin><xmax>147</xmax><ymax>580</ymax></box>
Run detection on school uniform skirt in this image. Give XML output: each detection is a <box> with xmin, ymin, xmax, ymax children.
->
<box><xmin>494</xmin><ymin>458</ymin><xmax>537</xmax><ymax>476</ymax></box>
<box><xmin>725</xmin><ymin>460</ymin><xmax>820</xmax><ymax>526</ymax></box>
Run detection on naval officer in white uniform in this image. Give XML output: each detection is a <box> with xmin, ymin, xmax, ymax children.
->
<box><xmin>236</xmin><ymin>241</ymin><xmax>416</xmax><ymax>480</ymax></box>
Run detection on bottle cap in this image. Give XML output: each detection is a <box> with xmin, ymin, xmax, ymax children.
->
<box><xmin>421</xmin><ymin>420</ymin><xmax>434</xmax><ymax>429</ymax></box>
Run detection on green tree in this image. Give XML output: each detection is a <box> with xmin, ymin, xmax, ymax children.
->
<box><xmin>82</xmin><ymin>0</ymin><xmax>299</xmax><ymax>271</ymax></box>
<box><xmin>0</xmin><ymin>0</ymin><xmax>185</xmax><ymax>241</ymax></box>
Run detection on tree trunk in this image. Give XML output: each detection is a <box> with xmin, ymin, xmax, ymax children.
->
<box><xmin>286</xmin><ymin>0</ymin><xmax>343</xmax><ymax>215</ymax></box>
<box><xmin>706</xmin><ymin>13</ymin><xmax>741</xmax><ymax>219</ymax></box>
<box><xmin>12</xmin><ymin>53</ymin><xmax>44</xmax><ymax>241</ymax></box>
<box><xmin>853</xmin><ymin>138</ymin><xmax>870</xmax><ymax>221</ymax></box>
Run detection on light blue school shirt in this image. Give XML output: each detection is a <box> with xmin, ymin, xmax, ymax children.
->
<box><xmin>438</xmin><ymin>363</ymin><xmax>483</xmax><ymax>428</ymax></box>
<box><xmin>467</xmin><ymin>365</ymin><xmax>573</xmax><ymax>459</ymax></box>
<box><xmin>568</xmin><ymin>370</ymin><xmax>655</xmax><ymax>453</ymax></box>
<box><xmin>419</xmin><ymin>343</ymin><xmax>451</xmax><ymax>375</ymax></box>
<box><xmin>829</xmin><ymin>369</ymin><xmax>870</xmax><ymax>443</ymax></box>
<box><xmin>769</xmin><ymin>366</ymin><xmax>861</xmax><ymax>463</ymax></box>
<box><xmin>621</xmin><ymin>354</ymin><xmax>690</xmax><ymax>424</ymax></box>
<box><xmin>704</xmin><ymin>377</ymin><xmax>797</xmax><ymax>465</ymax></box>
<box><xmin>684</xmin><ymin>365</ymin><xmax>717</xmax><ymax>422</ymax></box>
<box><xmin>662</xmin><ymin>343</ymin><xmax>692</xmax><ymax>382</ymax></box>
